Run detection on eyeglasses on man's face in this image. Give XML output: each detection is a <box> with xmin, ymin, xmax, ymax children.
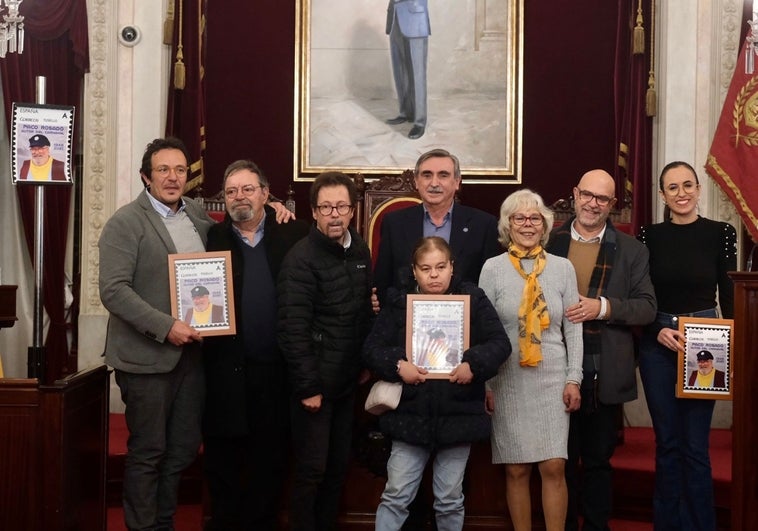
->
<box><xmin>152</xmin><ymin>165</ymin><xmax>189</xmax><ymax>178</ymax></box>
<box><xmin>225</xmin><ymin>185</ymin><xmax>264</xmax><ymax>199</ymax></box>
<box><xmin>316</xmin><ymin>203</ymin><xmax>353</xmax><ymax>216</ymax></box>
<box><xmin>663</xmin><ymin>181</ymin><xmax>698</xmax><ymax>196</ymax></box>
<box><xmin>576</xmin><ymin>188</ymin><xmax>614</xmax><ymax>207</ymax></box>
<box><xmin>510</xmin><ymin>214</ymin><xmax>543</xmax><ymax>226</ymax></box>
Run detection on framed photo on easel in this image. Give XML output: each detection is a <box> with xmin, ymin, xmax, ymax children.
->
<box><xmin>676</xmin><ymin>316</ymin><xmax>734</xmax><ymax>400</ymax></box>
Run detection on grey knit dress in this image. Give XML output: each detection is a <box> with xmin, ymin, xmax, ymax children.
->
<box><xmin>479</xmin><ymin>251</ymin><xmax>583</xmax><ymax>463</ymax></box>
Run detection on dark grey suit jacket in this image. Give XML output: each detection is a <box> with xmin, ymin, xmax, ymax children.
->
<box><xmin>547</xmin><ymin>219</ymin><xmax>657</xmax><ymax>404</ymax></box>
<box><xmin>99</xmin><ymin>192</ymin><xmax>214</xmax><ymax>374</ymax></box>
<box><xmin>373</xmin><ymin>202</ymin><xmax>500</xmax><ymax>302</ymax></box>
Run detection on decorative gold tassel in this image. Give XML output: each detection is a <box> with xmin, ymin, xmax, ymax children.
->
<box><xmin>174</xmin><ymin>46</ymin><xmax>186</xmax><ymax>90</ymax></box>
<box><xmin>633</xmin><ymin>0</ymin><xmax>645</xmax><ymax>55</ymax></box>
<box><xmin>646</xmin><ymin>73</ymin><xmax>657</xmax><ymax>117</ymax></box>
<box><xmin>163</xmin><ymin>0</ymin><xmax>175</xmax><ymax>45</ymax></box>
<box><xmin>173</xmin><ymin>0</ymin><xmax>185</xmax><ymax>89</ymax></box>
<box><xmin>646</xmin><ymin>1</ymin><xmax>657</xmax><ymax>117</ymax></box>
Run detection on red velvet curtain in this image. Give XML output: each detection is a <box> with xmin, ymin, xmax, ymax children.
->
<box><xmin>166</xmin><ymin>0</ymin><xmax>207</xmax><ymax>195</ymax></box>
<box><xmin>0</xmin><ymin>0</ymin><xmax>88</xmax><ymax>382</ymax></box>
<box><xmin>614</xmin><ymin>0</ymin><xmax>653</xmax><ymax>233</ymax></box>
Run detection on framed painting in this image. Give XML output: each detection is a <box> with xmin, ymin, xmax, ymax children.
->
<box><xmin>168</xmin><ymin>251</ymin><xmax>237</xmax><ymax>337</ymax></box>
<box><xmin>406</xmin><ymin>294</ymin><xmax>470</xmax><ymax>378</ymax></box>
<box><xmin>676</xmin><ymin>317</ymin><xmax>734</xmax><ymax>401</ymax></box>
<box><xmin>294</xmin><ymin>0</ymin><xmax>523</xmax><ymax>183</ymax></box>
<box><xmin>11</xmin><ymin>103</ymin><xmax>75</xmax><ymax>185</ymax></box>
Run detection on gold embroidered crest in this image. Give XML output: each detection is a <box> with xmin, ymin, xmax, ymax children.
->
<box><xmin>732</xmin><ymin>76</ymin><xmax>758</xmax><ymax>146</ymax></box>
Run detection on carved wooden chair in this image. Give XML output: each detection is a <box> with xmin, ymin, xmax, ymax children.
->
<box><xmin>353</xmin><ymin>170</ymin><xmax>421</xmax><ymax>265</ymax></box>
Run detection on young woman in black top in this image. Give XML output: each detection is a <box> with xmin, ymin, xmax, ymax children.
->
<box><xmin>637</xmin><ymin>161</ymin><xmax>736</xmax><ymax>530</ymax></box>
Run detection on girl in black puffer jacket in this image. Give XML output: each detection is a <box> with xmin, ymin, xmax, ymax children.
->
<box><xmin>363</xmin><ymin>237</ymin><xmax>511</xmax><ymax>530</ymax></box>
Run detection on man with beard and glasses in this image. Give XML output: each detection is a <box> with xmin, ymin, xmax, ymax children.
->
<box><xmin>202</xmin><ymin>160</ymin><xmax>309</xmax><ymax>531</ymax></box>
<box><xmin>19</xmin><ymin>134</ymin><xmax>67</xmax><ymax>181</ymax></box>
<box><xmin>546</xmin><ymin>169</ymin><xmax>656</xmax><ymax>531</ymax></box>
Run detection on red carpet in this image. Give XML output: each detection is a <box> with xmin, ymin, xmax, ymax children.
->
<box><xmin>107</xmin><ymin>416</ymin><xmax>731</xmax><ymax>530</ymax></box>
<box><xmin>107</xmin><ymin>505</ymin><xmax>203</xmax><ymax>531</ymax></box>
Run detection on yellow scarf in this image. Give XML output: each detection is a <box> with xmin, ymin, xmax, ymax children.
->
<box><xmin>508</xmin><ymin>244</ymin><xmax>549</xmax><ymax>367</ymax></box>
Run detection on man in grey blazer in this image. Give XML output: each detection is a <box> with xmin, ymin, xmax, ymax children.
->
<box><xmin>99</xmin><ymin>137</ymin><xmax>215</xmax><ymax>531</ymax></box>
<box><xmin>546</xmin><ymin>169</ymin><xmax>657</xmax><ymax>531</ymax></box>
<box><xmin>386</xmin><ymin>0</ymin><xmax>430</xmax><ymax>139</ymax></box>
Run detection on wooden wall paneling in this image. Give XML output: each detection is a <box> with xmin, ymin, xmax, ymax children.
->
<box><xmin>728</xmin><ymin>272</ymin><xmax>758</xmax><ymax>530</ymax></box>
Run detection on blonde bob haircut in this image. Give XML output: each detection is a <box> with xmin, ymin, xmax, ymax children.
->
<box><xmin>497</xmin><ymin>188</ymin><xmax>554</xmax><ymax>248</ymax></box>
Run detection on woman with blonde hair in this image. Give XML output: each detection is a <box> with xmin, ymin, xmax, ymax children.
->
<box><xmin>479</xmin><ymin>189</ymin><xmax>583</xmax><ymax>531</ymax></box>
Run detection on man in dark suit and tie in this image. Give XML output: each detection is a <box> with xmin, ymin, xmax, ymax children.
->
<box><xmin>386</xmin><ymin>0</ymin><xmax>430</xmax><ymax>139</ymax></box>
<box><xmin>374</xmin><ymin>148</ymin><xmax>500</xmax><ymax>302</ymax></box>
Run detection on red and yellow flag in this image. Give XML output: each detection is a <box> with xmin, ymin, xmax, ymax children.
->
<box><xmin>705</xmin><ymin>40</ymin><xmax>758</xmax><ymax>241</ymax></box>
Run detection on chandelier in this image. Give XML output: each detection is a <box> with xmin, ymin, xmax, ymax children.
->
<box><xmin>0</xmin><ymin>0</ymin><xmax>24</xmax><ymax>58</ymax></box>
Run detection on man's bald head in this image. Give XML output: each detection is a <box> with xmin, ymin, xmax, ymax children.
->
<box><xmin>572</xmin><ymin>169</ymin><xmax>617</xmax><ymax>237</ymax></box>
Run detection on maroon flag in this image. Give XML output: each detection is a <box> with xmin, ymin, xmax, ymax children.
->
<box><xmin>705</xmin><ymin>39</ymin><xmax>758</xmax><ymax>241</ymax></box>
<box><xmin>166</xmin><ymin>0</ymin><xmax>207</xmax><ymax>195</ymax></box>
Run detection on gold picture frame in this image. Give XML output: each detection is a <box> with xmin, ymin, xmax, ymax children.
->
<box><xmin>676</xmin><ymin>317</ymin><xmax>734</xmax><ymax>400</ymax></box>
<box><xmin>168</xmin><ymin>251</ymin><xmax>236</xmax><ymax>337</ymax></box>
<box><xmin>294</xmin><ymin>0</ymin><xmax>523</xmax><ymax>183</ymax></box>
<box><xmin>406</xmin><ymin>294</ymin><xmax>470</xmax><ymax>378</ymax></box>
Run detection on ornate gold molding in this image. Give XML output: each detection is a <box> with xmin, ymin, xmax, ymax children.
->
<box><xmin>81</xmin><ymin>0</ymin><xmax>116</xmax><ymax>314</ymax></box>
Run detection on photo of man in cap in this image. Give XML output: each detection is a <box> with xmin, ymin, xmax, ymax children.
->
<box><xmin>183</xmin><ymin>285</ymin><xmax>225</xmax><ymax>325</ymax></box>
<box><xmin>688</xmin><ymin>349</ymin><xmax>726</xmax><ymax>388</ymax></box>
<box><xmin>18</xmin><ymin>134</ymin><xmax>67</xmax><ymax>181</ymax></box>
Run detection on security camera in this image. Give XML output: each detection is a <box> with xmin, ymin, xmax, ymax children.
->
<box><xmin>118</xmin><ymin>25</ymin><xmax>141</xmax><ymax>46</ymax></box>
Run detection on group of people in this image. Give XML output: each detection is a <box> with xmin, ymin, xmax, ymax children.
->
<box><xmin>99</xmin><ymin>138</ymin><xmax>735</xmax><ymax>531</ymax></box>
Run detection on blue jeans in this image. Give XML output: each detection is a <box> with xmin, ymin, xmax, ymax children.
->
<box><xmin>376</xmin><ymin>441</ymin><xmax>471</xmax><ymax>531</ymax></box>
<box><xmin>639</xmin><ymin>310</ymin><xmax>717</xmax><ymax>531</ymax></box>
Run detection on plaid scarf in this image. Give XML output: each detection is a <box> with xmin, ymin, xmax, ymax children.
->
<box><xmin>547</xmin><ymin>217</ymin><xmax>616</xmax><ymax>378</ymax></box>
<box><xmin>507</xmin><ymin>244</ymin><xmax>549</xmax><ymax>367</ymax></box>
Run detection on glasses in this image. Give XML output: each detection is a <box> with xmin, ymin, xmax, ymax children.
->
<box><xmin>576</xmin><ymin>188</ymin><xmax>614</xmax><ymax>206</ymax></box>
<box><xmin>225</xmin><ymin>185</ymin><xmax>263</xmax><ymax>199</ymax></box>
<box><xmin>663</xmin><ymin>181</ymin><xmax>698</xmax><ymax>195</ymax></box>
<box><xmin>510</xmin><ymin>214</ymin><xmax>543</xmax><ymax>226</ymax></box>
<box><xmin>153</xmin><ymin>165</ymin><xmax>188</xmax><ymax>178</ymax></box>
<box><xmin>316</xmin><ymin>203</ymin><xmax>353</xmax><ymax>216</ymax></box>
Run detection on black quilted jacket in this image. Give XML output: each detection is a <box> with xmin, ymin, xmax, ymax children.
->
<box><xmin>277</xmin><ymin>225</ymin><xmax>373</xmax><ymax>400</ymax></box>
<box><xmin>362</xmin><ymin>278</ymin><xmax>511</xmax><ymax>448</ymax></box>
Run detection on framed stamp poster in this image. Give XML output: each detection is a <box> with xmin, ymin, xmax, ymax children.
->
<box><xmin>406</xmin><ymin>294</ymin><xmax>470</xmax><ymax>378</ymax></box>
<box><xmin>168</xmin><ymin>251</ymin><xmax>236</xmax><ymax>337</ymax></box>
<box><xmin>676</xmin><ymin>316</ymin><xmax>734</xmax><ymax>400</ymax></box>
<box><xmin>11</xmin><ymin>103</ymin><xmax>75</xmax><ymax>185</ymax></box>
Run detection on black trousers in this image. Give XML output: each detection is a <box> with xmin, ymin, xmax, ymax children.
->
<box><xmin>565</xmin><ymin>400</ymin><xmax>621</xmax><ymax>531</ymax></box>
<box><xmin>203</xmin><ymin>362</ymin><xmax>289</xmax><ymax>531</ymax></box>
<box><xmin>289</xmin><ymin>393</ymin><xmax>355</xmax><ymax>531</ymax></box>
